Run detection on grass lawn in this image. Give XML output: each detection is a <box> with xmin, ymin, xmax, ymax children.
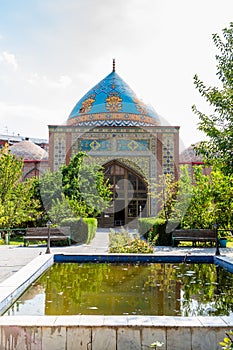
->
<box><xmin>0</xmin><ymin>236</ymin><xmax>41</xmax><ymax>246</ymax></box>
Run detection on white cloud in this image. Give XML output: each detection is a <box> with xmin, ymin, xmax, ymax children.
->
<box><xmin>0</xmin><ymin>0</ymin><xmax>232</xmax><ymax>148</ymax></box>
<box><xmin>28</xmin><ymin>72</ymin><xmax>72</xmax><ymax>89</ymax></box>
<box><xmin>0</xmin><ymin>51</ymin><xmax>18</xmax><ymax>70</ymax></box>
<box><xmin>0</xmin><ymin>101</ymin><xmax>63</xmax><ymax>139</ymax></box>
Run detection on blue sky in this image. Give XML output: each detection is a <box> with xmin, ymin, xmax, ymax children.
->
<box><xmin>0</xmin><ymin>0</ymin><xmax>232</xmax><ymax>149</ymax></box>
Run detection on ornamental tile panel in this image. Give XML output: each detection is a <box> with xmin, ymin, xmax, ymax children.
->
<box><xmin>79</xmin><ymin>139</ymin><xmax>110</xmax><ymax>151</ymax></box>
<box><xmin>117</xmin><ymin>139</ymin><xmax>149</xmax><ymax>151</ymax></box>
<box><xmin>53</xmin><ymin>133</ymin><xmax>66</xmax><ymax>170</ymax></box>
<box><xmin>78</xmin><ymin>94</ymin><xmax>96</xmax><ymax>114</ymax></box>
<box><xmin>106</xmin><ymin>92</ymin><xmax>122</xmax><ymax>112</ymax></box>
<box><xmin>162</xmin><ymin>133</ymin><xmax>174</xmax><ymax>175</ymax></box>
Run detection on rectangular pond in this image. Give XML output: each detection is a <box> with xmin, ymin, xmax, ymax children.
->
<box><xmin>5</xmin><ymin>261</ymin><xmax>233</xmax><ymax>317</ymax></box>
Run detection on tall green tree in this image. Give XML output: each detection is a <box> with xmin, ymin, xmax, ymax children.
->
<box><xmin>61</xmin><ymin>152</ymin><xmax>111</xmax><ymax>217</ymax></box>
<box><xmin>149</xmin><ymin>166</ymin><xmax>192</xmax><ymax>224</ymax></box>
<box><xmin>182</xmin><ymin>166</ymin><xmax>214</xmax><ymax>228</ymax></box>
<box><xmin>182</xmin><ymin>166</ymin><xmax>233</xmax><ymax>229</ymax></box>
<box><xmin>0</xmin><ymin>145</ymin><xmax>40</xmax><ymax>228</ymax></box>
<box><xmin>34</xmin><ymin>169</ymin><xmax>65</xmax><ymax>225</ymax></box>
<box><xmin>34</xmin><ymin>169</ymin><xmax>63</xmax><ymax>217</ymax></box>
<box><xmin>48</xmin><ymin>194</ymin><xmax>76</xmax><ymax>224</ymax></box>
<box><xmin>150</xmin><ymin>165</ymin><xmax>232</xmax><ymax>230</ymax></box>
<box><xmin>193</xmin><ymin>22</ymin><xmax>233</xmax><ymax>175</ymax></box>
<box><xmin>35</xmin><ymin>152</ymin><xmax>111</xmax><ymax>223</ymax></box>
<box><xmin>154</xmin><ymin>173</ymin><xmax>179</xmax><ymax>221</ymax></box>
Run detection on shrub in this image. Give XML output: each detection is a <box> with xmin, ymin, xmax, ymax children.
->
<box><xmin>83</xmin><ymin>218</ymin><xmax>98</xmax><ymax>244</ymax></box>
<box><xmin>109</xmin><ymin>227</ymin><xmax>153</xmax><ymax>254</ymax></box>
<box><xmin>60</xmin><ymin>217</ymin><xmax>97</xmax><ymax>244</ymax></box>
<box><xmin>138</xmin><ymin>217</ymin><xmax>172</xmax><ymax>246</ymax></box>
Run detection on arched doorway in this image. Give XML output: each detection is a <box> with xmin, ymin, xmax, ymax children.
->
<box><xmin>98</xmin><ymin>161</ymin><xmax>148</xmax><ymax>228</ymax></box>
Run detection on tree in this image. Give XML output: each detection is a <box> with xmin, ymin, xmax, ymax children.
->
<box><xmin>182</xmin><ymin>166</ymin><xmax>214</xmax><ymax>228</ymax></box>
<box><xmin>155</xmin><ymin>173</ymin><xmax>179</xmax><ymax>222</ymax></box>
<box><xmin>47</xmin><ymin>194</ymin><xmax>75</xmax><ymax>224</ymax></box>
<box><xmin>182</xmin><ymin>166</ymin><xmax>233</xmax><ymax>229</ymax></box>
<box><xmin>150</xmin><ymin>164</ymin><xmax>233</xmax><ymax>230</ymax></box>
<box><xmin>61</xmin><ymin>152</ymin><xmax>111</xmax><ymax>217</ymax></box>
<box><xmin>149</xmin><ymin>166</ymin><xmax>192</xmax><ymax>224</ymax></box>
<box><xmin>0</xmin><ymin>145</ymin><xmax>40</xmax><ymax>228</ymax></box>
<box><xmin>34</xmin><ymin>169</ymin><xmax>63</xmax><ymax>224</ymax></box>
<box><xmin>35</xmin><ymin>152</ymin><xmax>111</xmax><ymax>224</ymax></box>
<box><xmin>208</xmin><ymin>167</ymin><xmax>233</xmax><ymax>228</ymax></box>
<box><xmin>193</xmin><ymin>22</ymin><xmax>233</xmax><ymax>175</ymax></box>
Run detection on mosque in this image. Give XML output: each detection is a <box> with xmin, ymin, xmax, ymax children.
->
<box><xmin>48</xmin><ymin>61</ymin><xmax>180</xmax><ymax>227</ymax></box>
<box><xmin>0</xmin><ymin>61</ymin><xmax>185</xmax><ymax>227</ymax></box>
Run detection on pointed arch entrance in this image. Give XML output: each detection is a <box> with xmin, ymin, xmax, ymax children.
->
<box><xmin>98</xmin><ymin>160</ymin><xmax>148</xmax><ymax>228</ymax></box>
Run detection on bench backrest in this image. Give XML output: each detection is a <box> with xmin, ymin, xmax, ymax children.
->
<box><xmin>172</xmin><ymin>229</ymin><xmax>215</xmax><ymax>238</ymax></box>
<box><xmin>26</xmin><ymin>226</ymin><xmax>70</xmax><ymax>237</ymax></box>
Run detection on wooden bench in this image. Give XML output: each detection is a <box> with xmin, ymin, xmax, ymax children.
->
<box><xmin>24</xmin><ymin>226</ymin><xmax>71</xmax><ymax>247</ymax></box>
<box><xmin>172</xmin><ymin>229</ymin><xmax>216</xmax><ymax>247</ymax></box>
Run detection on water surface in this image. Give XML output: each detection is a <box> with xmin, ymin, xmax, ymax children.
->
<box><xmin>5</xmin><ymin>262</ymin><xmax>233</xmax><ymax>317</ymax></box>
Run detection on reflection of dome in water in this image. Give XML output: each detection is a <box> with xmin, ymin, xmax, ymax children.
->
<box><xmin>67</xmin><ymin>61</ymin><xmax>160</xmax><ymax>127</ymax></box>
<box><xmin>179</xmin><ymin>143</ymin><xmax>203</xmax><ymax>163</ymax></box>
<box><xmin>9</xmin><ymin>140</ymin><xmax>48</xmax><ymax>161</ymax></box>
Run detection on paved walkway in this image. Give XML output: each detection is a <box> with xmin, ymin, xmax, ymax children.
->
<box><xmin>0</xmin><ymin>229</ymin><xmax>232</xmax><ymax>283</ymax></box>
<box><xmin>0</xmin><ymin>230</ymin><xmax>110</xmax><ymax>283</ymax></box>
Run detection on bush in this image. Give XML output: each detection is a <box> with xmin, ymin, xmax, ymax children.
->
<box><xmin>109</xmin><ymin>227</ymin><xmax>153</xmax><ymax>254</ymax></box>
<box><xmin>60</xmin><ymin>217</ymin><xmax>97</xmax><ymax>244</ymax></box>
<box><xmin>83</xmin><ymin>218</ymin><xmax>98</xmax><ymax>244</ymax></box>
<box><xmin>109</xmin><ymin>227</ymin><xmax>131</xmax><ymax>250</ymax></box>
<box><xmin>138</xmin><ymin>217</ymin><xmax>172</xmax><ymax>246</ymax></box>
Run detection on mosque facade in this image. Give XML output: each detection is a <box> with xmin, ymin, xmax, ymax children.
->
<box><xmin>48</xmin><ymin>62</ymin><xmax>180</xmax><ymax>227</ymax></box>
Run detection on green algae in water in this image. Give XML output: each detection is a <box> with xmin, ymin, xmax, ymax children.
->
<box><xmin>6</xmin><ymin>263</ymin><xmax>233</xmax><ymax>317</ymax></box>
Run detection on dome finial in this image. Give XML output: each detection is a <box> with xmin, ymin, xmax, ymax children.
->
<box><xmin>112</xmin><ymin>58</ymin><xmax>115</xmax><ymax>72</ymax></box>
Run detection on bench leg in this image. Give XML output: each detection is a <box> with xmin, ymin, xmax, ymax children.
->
<box><xmin>172</xmin><ymin>238</ymin><xmax>179</xmax><ymax>247</ymax></box>
<box><xmin>23</xmin><ymin>239</ymin><xmax>30</xmax><ymax>247</ymax></box>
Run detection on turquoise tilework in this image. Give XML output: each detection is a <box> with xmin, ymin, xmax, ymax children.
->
<box><xmin>117</xmin><ymin>140</ymin><xmax>149</xmax><ymax>151</ymax></box>
<box><xmin>80</xmin><ymin>139</ymin><xmax>110</xmax><ymax>151</ymax></box>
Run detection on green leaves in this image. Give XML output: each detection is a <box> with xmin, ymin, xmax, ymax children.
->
<box><xmin>0</xmin><ymin>145</ymin><xmax>40</xmax><ymax>228</ymax></box>
<box><xmin>193</xmin><ymin>22</ymin><xmax>233</xmax><ymax>175</ymax></box>
<box><xmin>183</xmin><ymin>166</ymin><xmax>233</xmax><ymax>229</ymax></box>
<box><xmin>150</xmin><ymin>162</ymin><xmax>233</xmax><ymax>230</ymax></box>
<box><xmin>36</xmin><ymin>152</ymin><xmax>111</xmax><ymax>223</ymax></box>
<box><xmin>150</xmin><ymin>341</ymin><xmax>164</xmax><ymax>349</ymax></box>
<box><xmin>219</xmin><ymin>331</ymin><xmax>233</xmax><ymax>349</ymax></box>
<box><xmin>150</xmin><ymin>166</ymin><xmax>192</xmax><ymax>224</ymax></box>
<box><xmin>108</xmin><ymin>228</ymin><xmax>154</xmax><ymax>254</ymax></box>
<box><xmin>61</xmin><ymin>152</ymin><xmax>112</xmax><ymax>217</ymax></box>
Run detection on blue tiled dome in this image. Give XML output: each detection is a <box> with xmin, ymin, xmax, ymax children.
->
<box><xmin>67</xmin><ymin>67</ymin><xmax>160</xmax><ymax>127</ymax></box>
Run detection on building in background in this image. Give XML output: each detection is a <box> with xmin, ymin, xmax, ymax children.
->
<box><xmin>179</xmin><ymin>143</ymin><xmax>211</xmax><ymax>179</ymax></box>
<box><xmin>0</xmin><ymin>134</ymin><xmax>48</xmax><ymax>151</ymax></box>
<box><xmin>9</xmin><ymin>139</ymin><xmax>48</xmax><ymax>180</ymax></box>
